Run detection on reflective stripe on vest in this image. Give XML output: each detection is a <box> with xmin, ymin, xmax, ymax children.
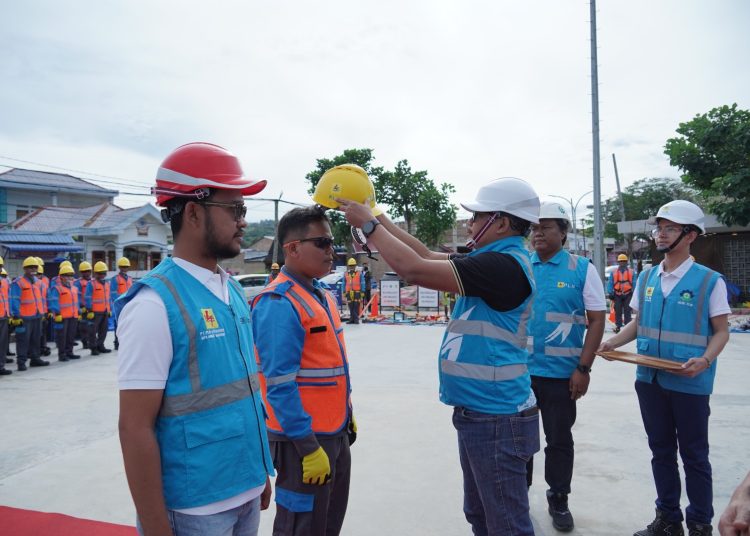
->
<box><xmin>91</xmin><ymin>280</ymin><xmax>111</xmax><ymax>313</ymax></box>
<box><xmin>18</xmin><ymin>277</ymin><xmax>43</xmax><ymax>317</ymax></box>
<box><xmin>116</xmin><ymin>273</ymin><xmax>132</xmax><ymax>295</ymax></box>
<box><xmin>344</xmin><ymin>272</ymin><xmax>361</xmax><ymax>292</ymax></box>
<box><xmin>254</xmin><ymin>272</ymin><xmax>350</xmax><ymax>435</ymax></box>
<box><xmin>614</xmin><ymin>268</ymin><xmax>633</xmax><ymax>295</ymax></box>
<box><xmin>35</xmin><ymin>276</ymin><xmax>49</xmax><ymax>313</ymax></box>
<box><xmin>55</xmin><ymin>282</ymin><xmax>78</xmax><ymax>319</ymax></box>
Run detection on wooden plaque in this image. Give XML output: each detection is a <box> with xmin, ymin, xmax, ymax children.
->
<box><xmin>596</xmin><ymin>350</ymin><xmax>685</xmax><ymax>371</ymax></box>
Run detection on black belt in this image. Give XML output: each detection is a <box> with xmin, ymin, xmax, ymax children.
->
<box><xmin>519</xmin><ymin>406</ymin><xmax>539</xmax><ymax>417</ymax></box>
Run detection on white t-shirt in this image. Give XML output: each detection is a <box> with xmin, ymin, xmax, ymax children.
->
<box><xmin>117</xmin><ymin>257</ymin><xmax>264</xmax><ymax>515</ymax></box>
<box><xmin>582</xmin><ymin>262</ymin><xmax>607</xmax><ymax>312</ymax></box>
<box><xmin>630</xmin><ymin>257</ymin><xmax>731</xmax><ymax>318</ymax></box>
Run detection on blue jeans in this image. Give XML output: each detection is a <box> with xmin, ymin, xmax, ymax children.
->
<box><xmin>453</xmin><ymin>406</ymin><xmax>540</xmax><ymax>536</ymax></box>
<box><xmin>137</xmin><ymin>496</ymin><xmax>261</xmax><ymax>536</ymax></box>
<box><xmin>635</xmin><ymin>379</ymin><xmax>713</xmax><ymax>525</ymax></box>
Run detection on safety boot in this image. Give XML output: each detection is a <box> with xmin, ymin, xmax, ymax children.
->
<box><xmin>0</xmin><ymin>368</ymin><xmax>11</xmax><ymax>376</ymax></box>
<box><xmin>687</xmin><ymin>522</ymin><xmax>712</xmax><ymax>536</ymax></box>
<box><xmin>29</xmin><ymin>358</ymin><xmax>50</xmax><ymax>367</ymax></box>
<box><xmin>59</xmin><ymin>355</ymin><xmax>69</xmax><ymax>362</ymax></box>
<box><xmin>5</xmin><ymin>357</ymin><xmax>13</xmax><ymax>363</ymax></box>
<box><xmin>634</xmin><ymin>509</ymin><xmax>684</xmax><ymax>536</ymax></box>
<box><xmin>99</xmin><ymin>347</ymin><xmax>112</xmax><ymax>353</ymax></box>
<box><xmin>68</xmin><ymin>354</ymin><xmax>81</xmax><ymax>359</ymax></box>
<box><xmin>547</xmin><ymin>491</ymin><xmax>574</xmax><ymax>532</ymax></box>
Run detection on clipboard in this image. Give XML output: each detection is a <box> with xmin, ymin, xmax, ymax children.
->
<box><xmin>596</xmin><ymin>350</ymin><xmax>684</xmax><ymax>371</ymax></box>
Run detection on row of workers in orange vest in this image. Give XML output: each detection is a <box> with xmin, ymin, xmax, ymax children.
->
<box><xmin>0</xmin><ymin>256</ymin><xmax>133</xmax><ymax>374</ymax></box>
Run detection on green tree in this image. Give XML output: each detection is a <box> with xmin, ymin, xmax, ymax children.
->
<box><xmin>242</xmin><ymin>219</ymin><xmax>276</xmax><ymax>247</ymax></box>
<box><xmin>665</xmin><ymin>103</ymin><xmax>750</xmax><ymax>226</ymax></box>
<box><xmin>305</xmin><ymin>149</ymin><xmax>384</xmax><ymax>247</ymax></box>
<box><xmin>412</xmin><ymin>181</ymin><xmax>457</xmax><ymax>247</ymax></box>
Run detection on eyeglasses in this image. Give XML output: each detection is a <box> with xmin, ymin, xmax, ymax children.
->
<box><xmin>285</xmin><ymin>236</ymin><xmax>335</xmax><ymax>250</ymax></box>
<box><xmin>650</xmin><ymin>225</ymin><xmax>686</xmax><ymax>237</ymax></box>
<box><xmin>199</xmin><ymin>201</ymin><xmax>247</xmax><ymax>222</ymax></box>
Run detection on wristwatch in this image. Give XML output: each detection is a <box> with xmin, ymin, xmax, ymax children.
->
<box><xmin>361</xmin><ymin>219</ymin><xmax>380</xmax><ymax>238</ymax></box>
<box><xmin>576</xmin><ymin>364</ymin><xmax>591</xmax><ymax>374</ymax></box>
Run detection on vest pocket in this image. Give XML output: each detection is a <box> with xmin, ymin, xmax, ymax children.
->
<box><xmin>183</xmin><ymin>408</ymin><xmax>250</xmax><ymax>498</ymax></box>
<box><xmin>636</xmin><ymin>339</ymin><xmax>650</xmax><ymax>353</ymax></box>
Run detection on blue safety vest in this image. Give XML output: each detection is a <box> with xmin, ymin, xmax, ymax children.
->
<box><xmin>438</xmin><ymin>236</ymin><xmax>536</xmax><ymax>414</ymax></box>
<box><xmin>115</xmin><ymin>257</ymin><xmax>273</xmax><ymax>510</ymax></box>
<box><xmin>528</xmin><ymin>249</ymin><xmax>588</xmax><ymax>378</ymax></box>
<box><xmin>635</xmin><ymin>263</ymin><xmax>720</xmax><ymax>395</ymax></box>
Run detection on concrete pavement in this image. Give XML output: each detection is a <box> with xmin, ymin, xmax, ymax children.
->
<box><xmin>0</xmin><ymin>326</ymin><xmax>748</xmax><ymax>535</ymax></box>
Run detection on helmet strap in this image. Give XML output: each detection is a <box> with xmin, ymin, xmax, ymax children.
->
<box><xmin>466</xmin><ymin>212</ymin><xmax>499</xmax><ymax>250</ymax></box>
<box><xmin>656</xmin><ymin>229</ymin><xmax>688</xmax><ymax>254</ymax></box>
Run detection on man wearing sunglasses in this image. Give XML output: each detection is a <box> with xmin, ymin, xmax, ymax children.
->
<box><xmin>252</xmin><ymin>206</ymin><xmax>354</xmax><ymax>536</ymax></box>
<box><xmin>339</xmin><ymin>176</ymin><xmax>541</xmax><ymax>536</ymax></box>
<box><xmin>599</xmin><ymin>200</ymin><xmax>730</xmax><ymax>536</ymax></box>
<box><xmin>115</xmin><ymin>142</ymin><xmax>274</xmax><ymax>536</ymax></box>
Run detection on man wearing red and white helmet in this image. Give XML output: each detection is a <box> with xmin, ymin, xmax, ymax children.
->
<box><xmin>116</xmin><ymin>143</ymin><xmax>274</xmax><ymax>536</ymax></box>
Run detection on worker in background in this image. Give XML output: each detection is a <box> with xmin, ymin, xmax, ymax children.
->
<box><xmin>344</xmin><ymin>258</ymin><xmax>364</xmax><ymax>324</ymax></box>
<box><xmin>48</xmin><ymin>263</ymin><xmax>80</xmax><ymax>362</ymax></box>
<box><xmin>116</xmin><ymin>142</ymin><xmax>273</xmax><ymax>535</ymax></box>
<box><xmin>0</xmin><ymin>257</ymin><xmax>10</xmax><ymax>376</ymax></box>
<box><xmin>75</xmin><ymin>261</ymin><xmax>93</xmax><ymax>349</ymax></box>
<box><xmin>34</xmin><ymin>257</ymin><xmax>52</xmax><ymax>357</ymax></box>
<box><xmin>2</xmin><ymin>268</ymin><xmax>13</xmax><ymax>361</ymax></box>
<box><xmin>335</xmin><ymin>171</ymin><xmax>541</xmax><ymax>535</ymax></box>
<box><xmin>607</xmin><ymin>253</ymin><xmax>634</xmax><ymax>333</ymax></box>
<box><xmin>253</xmin><ymin>205</ymin><xmax>354</xmax><ymax>536</ymax></box>
<box><xmin>526</xmin><ymin>201</ymin><xmax>606</xmax><ymax>532</ymax></box>
<box><xmin>10</xmin><ymin>257</ymin><xmax>48</xmax><ymax>370</ymax></box>
<box><xmin>85</xmin><ymin>261</ymin><xmax>112</xmax><ymax>355</ymax></box>
<box><xmin>599</xmin><ymin>200</ymin><xmax>730</xmax><ymax>536</ymax></box>
<box><xmin>111</xmin><ymin>257</ymin><xmax>133</xmax><ymax>350</ymax></box>
<box><xmin>265</xmin><ymin>262</ymin><xmax>280</xmax><ymax>285</ymax></box>
<box><xmin>362</xmin><ymin>261</ymin><xmax>372</xmax><ymax>313</ymax></box>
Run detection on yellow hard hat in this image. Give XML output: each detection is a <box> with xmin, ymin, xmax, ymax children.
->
<box><xmin>312</xmin><ymin>164</ymin><xmax>376</xmax><ymax>209</ymax></box>
<box><xmin>0</xmin><ymin>256</ymin><xmax>4</xmax><ymax>266</ymax></box>
<box><xmin>79</xmin><ymin>261</ymin><xmax>92</xmax><ymax>272</ymax></box>
<box><xmin>60</xmin><ymin>260</ymin><xmax>73</xmax><ymax>269</ymax></box>
<box><xmin>347</xmin><ymin>258</ymin><xmax>357</xmax><ymax>266</ymax></box>
<box><xmin>271</xmin><ymin>263</ymin><xmax>280</xmax><ymax>270</ymax></box>
<box><xmin>36</xmin><ymin>257</ymin><xmax>45</xmax><ymax>273</ymax></box>
<box><xmin>22</xmin><ymin>256</ymin><xmax>39</xmax><ymax>268</ymax></box>
<box><xmin>59</xmin><ymin>264</ymin><xmax>75</xmax><ymax>276</ymax></box>
<box><xmin>617</xmin><ymin>254</ymin><xmax>628</xmax><ymax>262</ymax></box>
<box><xmin>94</xmin><ymin>261</ymin><xmax>108</xmax><ymax>273</ymax></box>
<box><xmin>117</xmin><ymin>257</ymin><xmax>131</xmax><ymax>268</ymax></box>
<box><xmin>36</xmin><ymin>256</ymin><xmax>45</xmax><ymax>266</ymax></box>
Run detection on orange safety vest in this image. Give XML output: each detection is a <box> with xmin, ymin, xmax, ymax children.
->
<box><xmin>55</xmin><ymin>282</ymin><xmax>79</xmax><ymax>319</ymax></box>
<box><xmin>90</xmin><ymin>279</ymin><xmax>111</xmax><ymax>313</ymax></box>
<box><xmin>116</xmin><ymin>273</ymin><xmax>133</xmax><ymax>296</ymax></box>
<box><xmin>77</xmin><ymin>278</ymin><xmax>90</xmax><ymax>306</ymax></box>
<box><xmin>613</xmin><ymin>268</ymin><xmax>634</xmax><ymax>295</ymax></box>
<box><xmin>253</xmin><ymin>272</ymin><xmax>351</xmax><ymax>435</ymax></box>
<box><xmin>0</xmin><ymin>278</ymin><xmax>8</xmax><ymax>318</ymax></box>
<box><xmin>35</xmin><ymin>275</ymin><xmax>49</xmax><ymax>313</ymax></box>
<box><xmin>344</xmin><ymin>271</ymin><xmax>361</xmax><ymax>292</ymax></box>
<box><xmin>17</xmin><ymin>277</ymin><xmax>44</xmax><ymax>317</ymax></box>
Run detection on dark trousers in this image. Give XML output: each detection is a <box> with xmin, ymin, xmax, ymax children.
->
<box><xmin>635</xmin><ymin>379</ymin><xmax>713</xmax><ymax>525</ymax></box>
<box><xmin>16</xmin><ymin>317</ymin><xmax>42</xmax><ymax>364</ymax></box>
<box><xmin>77</xmin><ymin>318</ymin><xmax>90</xmax><ymax>347</ymax></box>
<box><xmin>347</xmin><ymin>301</ymin><xmax>360</xmax><ymax>324</ymax></box>
<box><xmin>55</xmin><ymin>318</ymin><xmax>77</xmax><ymax>357</ymax></box>
<box><xmin>613</xmin><ymin>292</ymin><xmax>632</xmax><ymax>327</ymax></box>
<box><xmin>0</xmin><ymin>318</ymin><xmax>8</xmax><ymax>369</ymax></box>
<box><xmin>526</xmin><ymin>376</ymin><xmax>577</xmax><ymax>494</ymax></box>
<box><xmin>271</xmin><ymin>435</ymin><xmax>351</xmax><ymax>536</ymax></box>
<box><xmin>90</xmin><ymin>313</ymin><xmax>108</xmax><ymax>350</ymax></box>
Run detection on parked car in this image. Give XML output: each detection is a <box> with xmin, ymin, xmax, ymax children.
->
<box><xmin>233</xmin><ymin>273</ymin><xmax>268</xmax><ymax>303</ymax></box>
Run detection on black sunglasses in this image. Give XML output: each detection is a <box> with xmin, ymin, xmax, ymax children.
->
<box><xmin>299</xmin><ymin>236</ymin><xmax>335</xmax><ymax>249</ymax></box>
<box><xmin>199</xmin><ymin>201</ymin><xmax>247</xmax><ymax>222</ymax></box>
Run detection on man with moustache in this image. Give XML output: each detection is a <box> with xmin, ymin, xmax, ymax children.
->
<box><xmin>252</xmin><ymin>205</ymin><xmax>355</xmax><ymax>536</ymax></box>
<box><xmin>115</xmin><ymin>142</ymin><xmax>274</xmax><ymax>536</ymax></box>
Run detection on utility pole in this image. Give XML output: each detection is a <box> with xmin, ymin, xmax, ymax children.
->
<box><xmin>590</xmin><ymin>0</ymin><xmax>605</xmax><ymax>280</ymax></box>
<box><xmin>244</xmin><ymin>194</ymin><xmax>306</xmax><ymax>265</ymax></box>
<box><xmin>612</xmin><ymin>153</ymin><xmax>632</xmax><ymax>261</ymax></box>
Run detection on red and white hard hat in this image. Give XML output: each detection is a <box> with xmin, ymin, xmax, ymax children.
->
<box><xmin>153</xmin><ymin>142</ymin><xmax>267</xmax><ymax>206</ymax></box>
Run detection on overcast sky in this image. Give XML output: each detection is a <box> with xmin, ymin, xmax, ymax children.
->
<box><xmin>1</xmin><ymin>1</ymin><xmax>748</xmax><ymax>222</ymax></box>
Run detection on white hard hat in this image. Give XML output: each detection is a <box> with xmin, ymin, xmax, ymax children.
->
<box><xmin>647</xmin><ymin>200</ymin><xmax>705</xmax><ymax>234</ymax></box>
<box><xmin>539</xmin><ymin>201</ymin><xmax>571</xmax><ymax>222</ymax></box>
<box><xmin>461</xmin><ymin>177</ymin><xmax>540</xmax><ymax>224</ymax></box>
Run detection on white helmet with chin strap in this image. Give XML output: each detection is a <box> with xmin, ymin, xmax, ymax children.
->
<box><xmin>538</xmin><ymin>201</ymin><xmax>571</xmax><ymax>222</ymax></box>
<box><xmin>647</xmin><ymin>200</ymin><xmax>705</xmax><ymax>253</ymax></box>
<box><xmin>461</xmin><ymin>177</ymin><xmax>540</xmax><ymax>249</ymax></box>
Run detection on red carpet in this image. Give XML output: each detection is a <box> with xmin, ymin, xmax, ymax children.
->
<box><xmin>0</xmin><ymin>506</ymin><xmax>137</xmax><ymax>535</ymax></box>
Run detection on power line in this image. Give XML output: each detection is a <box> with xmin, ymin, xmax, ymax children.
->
<box><xmin>0</xmin><ymin>156</ymin><xmax>154</xmax><ymax>189</ymax></box>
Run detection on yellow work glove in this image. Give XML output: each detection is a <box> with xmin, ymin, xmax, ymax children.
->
<box><xmin>54</xmin><ymin>314</ymin><xmax>63</xmax><ymax>323</ymax></box>
<box><xmin>80</xmin><ymin>307</ymin><xmax>87</xmax><ymax>314</ymax></box>
<box><xmin>10</xmin><ymin>317</ymin><xmax>23</xmax><ymax>327</ymax></box>
<box><xmin>77</xmin><ymin>315</ymin><xmax>82</xmax><ymax>321</ymax></box>
<box><xmin>86</xmin><ymin>312</ymin><xmax>95</xmax><ymax>320</ymax></box>
<box><xmin>348</xmin><ymin>415</ymin><xmax>358</xmax><ymax>446</ymax></box>
<box><xmin>302</xmin><ymin>446</ymin><xmax>331</xmax><ymax>486</ymax></box>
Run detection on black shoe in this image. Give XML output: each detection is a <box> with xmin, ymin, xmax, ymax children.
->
<box><xmin>114</xmin><ymin>343</ymin><xmax>119</xmax><ymax>350</ymax></box>
<box><xmin>7</xmin><ymin>351</ymin><xmax>16</xmax><ymax>356</ymax></box>
<box><xmin>17</xmin><ymin>363</ymin><xmax>27</xmax><ymax>371</ymax></box>
<box><xmin>68</xmin><ymin>354</ymin><xmax>81</xmax><ymax>360</ymax></box>
<box><xmin>99</xmin><ymin>347</ymin><xmax>112</xmax><ymax>353</ymax></box>
<box><xmin>82</xmin><ymin>343</ymin><xmax>89</xmax><ymax>349</ymax></box>
<box><xmin>41</xmin><ymin>347</ymin><xmax>52</xmax><ymax>356</ymax></box>
<box><xmin>5</xmin><ymin>357</ymin><xmax>14</xmax><ymax>363</ymax></box>
<box><xmin>614</xmin><ymin>326</ymin><xmax>621</xmax><ymax>333</ymax></box>
<box><xmin>91</xmin><ymin>350</ymin><xmax>100</xmax><ymax>356</ymax></box>
<box><xmin>0</xmin><ymin>369</ymin><xmax>11</xmax><ymax>376</ymax></box>
<box><xmin>687</xmin><ymin>522</ymin><xmax>712</xmax><ymax>536</ymax></box>
<box><xmin>30</xmin><ymin>358</ymin><xmax>50</xmax><ymax>367</ymax></box>
<box><xmin>73</xmin><ymin>341</ymin><xmax>80</xmax><ymax>346</ymax></box>
<box><xmin>547</xmin><ymin>491</ymin><xmax>574</xmax><ymax>532</ymax></box>
<box><xmin>59</xmin><ymin>355</ymin><xmax>70</xmax><ymax>362</ymax></box>
<box><xmin>634</xmin><ymin>510</ymin><xmax>684</xmax><ymax>536</ymax></box>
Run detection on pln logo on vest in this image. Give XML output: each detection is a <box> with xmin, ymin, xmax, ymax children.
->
<box><xmin>677</xmin><ymin>289</ymin><xmax>695</xmax><ymax>307</ymax></box>
<box><xmin>556</xmin><ymin>281</ymin><xmax>577</xmax><ymax>289</ymax></box>
<box><xmin>201</xmin><ymin>308</ymin><xmax>219</xmax><ymax>329</ymax></box>
<box><xmin>645</xmin><ymin>286</ymin><xmax>655</xmax><ymax>302</ymax></box>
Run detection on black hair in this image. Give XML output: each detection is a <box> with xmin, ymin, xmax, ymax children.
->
<box><xmin>277</xmin><ymin>205</ymin><xmax>330</xmax><ymax>246</ymax></box>
<box><xmin>499</xmin><ymin>212</ymin><xmax>532</xmax><ymax>237</ymax></box>
<box><xmin>555</xmin><ymin>219</ymin><xmax>570</xmax><ymax>245</ymax></box>
<box><xmin>163</xmin><ymin>189</ymin><xmax>215</xmax><ymax>238</ymax></box>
